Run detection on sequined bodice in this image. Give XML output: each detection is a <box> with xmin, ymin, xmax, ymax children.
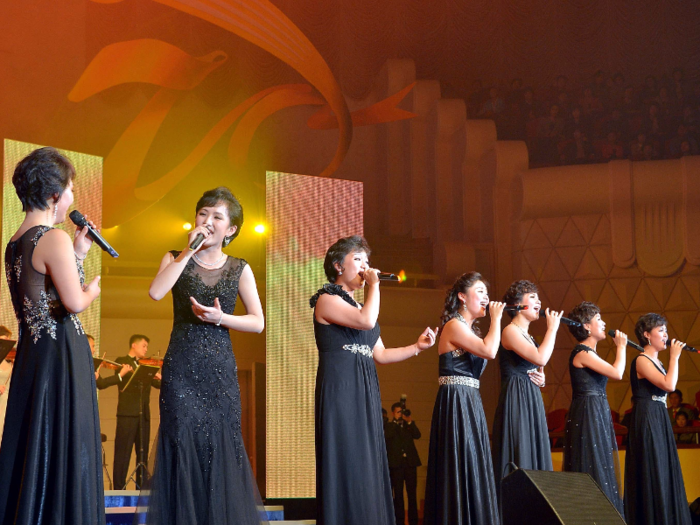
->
<box><xmin>439</xmin><ymin>350</ymin><xmax>486</xmax><ymax>379</ymax></box>
<box><xmin>569</xmin><ymin>345</ymin><xmax>608</xmax><ymax>396</ymax></box>
<box><xmin>4</xmin><ymin>226</ymin><xmax>84</xmax><ymax>344</ymax></box>
<box><xmin>160</xmin><ymin>251</ymin><xmax>248</xmax><ymax>469</ymax></box>
<box><xmin>499</xmin><ymin>343</ymin><xmax>538</xmax><ymax>379</ymax></box>
<box><xmin>630</xmin><ymin>355</ymin><xmax>667</xmax><ymax>401</ymax></box>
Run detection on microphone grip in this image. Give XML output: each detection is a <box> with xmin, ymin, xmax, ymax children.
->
<box><xmin>189</xmin><ymin>234</ymin><xmax>205</xmax><ymax>251</ymax></box>
<box><xmin>486</xmin><ymin>305</ymin><xmax>527</xmax><ymax>313</ymax></box>
<box><xmin>607</xmin><ymin>330</ymin><xmax>644</xmax><ymax>352</ymax></box>
<box><xmin>683</xmin><ymin>344</ymin><xmax>699</xmax><ymax>353</ymax></box>
<box><xmin>377</xmin><ymin>272</ymin><xmax>400</xmax><ymax>282</ymax></box>
<box><xmin>560</xmin><ymin>316</ymin><xmax>582</xmax><ymax>328</ymax></box>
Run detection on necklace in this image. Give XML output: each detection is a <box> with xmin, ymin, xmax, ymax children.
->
<box><xmin>193</xmin><ymin>251</ymin><xmax>226</xmax><ymax>268</ymax></box>
<box><xmin>511</xmin><ymin>322</ymin><xmax>536</xmax><ymax>345</ymax></box>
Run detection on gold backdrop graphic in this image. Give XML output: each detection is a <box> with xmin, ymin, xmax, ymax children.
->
<box><xmin>266</xmin><ymin>171</ymin><xmax>363</xmax><ymax>498</ymax></box>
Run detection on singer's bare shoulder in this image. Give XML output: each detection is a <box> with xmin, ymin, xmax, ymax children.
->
<box><xmin>33</xmin><ymin>226</ymin><xmax>73</xmax><ymax>252</ymax></box>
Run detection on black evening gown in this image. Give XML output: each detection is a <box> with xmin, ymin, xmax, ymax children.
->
<box><xmin>562</xmin><ymin>345</ymin><xmax>624</xmax><ymax>516</ymax></box>
<box><xmin>423</xmin><ymin>329</ymin><xmax>500</xmax><ymax>525</ymax></box>
<box><xmin>491</xmin><ymin>345</ymin><xmax>552</xmax><ymax>494</ymax></box>
<box><xmin>135</xmin><ymin>253</ymin><xmax>266</xmax><ymax>525</ymax></box>
<box><xmin>311</xmin><ymin>284</ymin><xmax>393</xmax><ymax>525</ymax></box>
<box><xmin>0</xmin><ymin>226</ymin><xmax>105</xmax><ymax>525</ymax></box>
<box><xmin>624</xmin><ymin>355</ymin><xmax>691</xmax><ymax>525</ymax></box>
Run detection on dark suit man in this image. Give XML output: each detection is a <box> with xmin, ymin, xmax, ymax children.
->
<box><xmin>88</xmin><ymin>334</ymin><xmax>133</xmax><ymax>391</ymax></box>
<box><xmin>113</xmin><ymin>334</ymin><xmax>161</xmax><ymax>490</ymax></box>
<box><xmin>385</xmin><ymin>403</ymin><xmax>421</xmax><ymax>525</ymax></box>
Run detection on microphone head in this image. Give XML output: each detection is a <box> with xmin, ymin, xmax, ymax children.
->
<box><xmin>69</xmin><ymin>210</ymin><xmax>87</xmax><ymax>227</ymax></box>
<box><xmin>607</xmin><ymin>330</ymin><xmax>616</xmax><ymax>338</ymax></box>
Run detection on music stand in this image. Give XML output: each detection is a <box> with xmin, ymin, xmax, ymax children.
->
<box><xmin>0</xmin><ymin>340</ymin><xmax>16</xmax><ymax>362</ymax></box>
<box><xmin>122</xmin><ymin>364</ymin><xmax>159</xmax><ymax>490</ymax></box>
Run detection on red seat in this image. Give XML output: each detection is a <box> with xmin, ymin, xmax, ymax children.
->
<box><xmin>547</xmin><ymin>409</ymin><xmax>568</xmax><ymax>432</ymax></box>
<box><xmin>610</xmin><ymin>409</ymin><xmax>620</xmax><ymax>424</ymax></box>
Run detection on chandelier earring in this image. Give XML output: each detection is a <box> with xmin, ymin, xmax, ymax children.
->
<box><xmin>222</xmin><ymin>235</ymin><xmax>233</xmax><ymax>248</ymax></box>
<box><xmin>53</xmin><ymin>203</ymin><xmax>58</xmax><ymax>222</ymax></box>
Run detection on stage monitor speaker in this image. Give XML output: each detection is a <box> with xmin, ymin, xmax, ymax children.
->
<box><xmin>501</xmin><ymin>469</ymin><xmax>625</xmax><ymax>524</ymax></box>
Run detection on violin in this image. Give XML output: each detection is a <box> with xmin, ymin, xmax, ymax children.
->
<box><xmin>139</xmin><ymin>357</ymin><xmax>164</xmax><ymax>367</ymax></box>
<box><xmin>99</xmin><ymin>359</ymin><xmax>123</xmax><ymax>371</ymax></box>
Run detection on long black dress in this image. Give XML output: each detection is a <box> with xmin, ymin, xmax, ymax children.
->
<box><xmin>0</xmin><ymin>226</ymin><xmax>105</xmax><ymax>525</ymax></box>
<box><xmin>563</xmin><ymin>345</ymin><xmax>623</xmax><ymax>516</ymax></box>
<box><xmin>136</xmin><ymin>253</ymin><xmax>266</xmax><ymax>525</ymax></box>
<box><xmin>423</xmin><ymin>317</ymin><xmax>499</xmax><ymax>525</ymax></box>
<box><xmin>624</xmin><ymin>355</ymin><xmax>691</xmax><ymax>525</ymax></box>
<box><xmin>491</xmin><ymin>344</ymin><xmax>552</xmax><ymax>493</ymax></box>
<box><xmin>311</xmin><ymin>284</ymin><xmax>393</xmax><ymax>525</ymax></box>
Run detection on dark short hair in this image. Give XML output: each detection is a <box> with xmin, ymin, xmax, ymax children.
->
<box><xmin>634</xmin><ymin>313</ymin><xmax>667</xmax><ymax>347</ymax></box>
<box><xmin>129</xmin><ymin>334</ymin><xmax>150</xmax><ymax>347</ymax></box>
<box><xmin>391</xmin><ymin>402</ymin><xmax>402</xmax><ymax>411</ymax></box>
<box><xmin>12</xmin><ymin>147</ymin><xmax>76</xmax><ymax>212</ymax></box>
<box><xmin>567</xmin><ymin>302</ymin><xmax>601</xmax><ymax>341</ymax></box>
<box><xmin>323</xmin><ymin>236</ymin><xmax>371</xmax><ymax>283</ymax></box>
<box><xmin>502</xmin><ymin>280</ymin><xmax>538</xmax><ymax>318</ymax></box>
<box><xmin>0</xmin><ymin>326</ymin><xmax>11</xmax><ymax>338</ymax></box>
<box><xmin>671</xmin><ymin>389</ymin><xmax>683</xmax><ymax>401</ymax></box>
<box><xmin>196</xmin><ymin>187</ymin><xmax>244</xmax><ymax>241</ymax></box>
<box><xmin>441</xmin><ymin>272</ymin><xmax>488</xmax><ymax>328</ymax></box>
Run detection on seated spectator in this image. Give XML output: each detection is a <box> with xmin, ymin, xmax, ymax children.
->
<box><xmin>560</xmin><ymin>129</ymin><xmax>594</xmax><ymax>165</ymax></box>
<box><xmin>674</xmin><ymin>412</ymin><xmax>696</xmax><ymax>445</ymax></box>
<box><xmin>630</xmin><ymin>132</ymin><xmax>649</xmax><ymax>161</ymax></box>
<box><xmin>681</xmin><ymin>105</ymin><xmax>698</xmax><ymax>136</ymax></box>
<box><xmin>579</xmin><ymin>86</ymin><xmax>604</xmax><ymax>116</ymax></box>
<box><xmin>621</xmin><ymin>86</ymin><xmax>640</xmax><ymax>115</ymax></box>
<box><xmin>642</xmin><ymin>143</ymin><xmax>658</xmax><ymax>161</ymax></box>
<box><xmin>564</xmin><ymin>106</ymin><xmax>592</xmax><ymax>137</ymax></box>
<box><xmin>609</xmin><ymin>72</ymin><xmax>626</xmax><ymax>106</ymax></box>
<box><xmin>479</xmin><ymin>86</ymin><xmax>505</xmax><ymax>119</ymax></box>
<box><xmin>655</xmin><ymin>86</ymin><xmax>676</xmax><ymax>119</ymax></box>
<box><xmin>642</xmin><ymin>103</ymin><xmax>669</xmax><ymax>143</ymax></box>
<box><xmin>592</xmin><ymin>70</ymin><xmax>610</xmax><ymax>109</ymax></box>
<box><xmin>604</xmin><ymin>108</ymin><xmax>630</xmax><ymax>142</ymax></box>
<box><xmin>668</xmin><ymin>124</ymin><xmax>700</xmax><ymax>158</ymax></box>
<box><xmin>556</xmin><ymin>91</ymin><xmax>571</xmax><ymax>116</ymax></box>
<box><xmin>671</xmin><ymin>67</ymin><xmax>689</xmax><ymax>108</ymax></box>
<box><xmin>467</xmin><ymin>79</ymin><xmax>485</xmax><ymax>118</ymax></box>
<box><xmin>668</xmin><ymin>389</ymin><xmax>696</xmax><ymax>422</ymax></box>
<box><xmin>598</xmin><ymin>131</ymin><xmax>625</xmax><ymax>161</ymax></box>
<box><xmin>641</xmin><ymin>75</ymin><xmax>659</xmax><ymax>105</ymax></box>
<box><xmin>505</xmin><ymin>78</ymin><xmax>524</xmax><ymax>108</ymax></box>
<box><xmin>536</xmin><ymin>104</ymin><xmax>565</xmax><ymax>164</ymax></box>
<box><xmin>521</xmin><ymin>87</ymin><xmax>539</xmax><ymax>120</ymax></box>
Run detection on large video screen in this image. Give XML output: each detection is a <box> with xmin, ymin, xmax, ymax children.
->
<box><xmin>266</xmin><ymin>171</ymin><xmax>363</xmax><ymax>498</ymax></box>
<box><xmin>1</xmin><ymin>139</ymin><xmax>103</xmax><ymax>349</ymax></box>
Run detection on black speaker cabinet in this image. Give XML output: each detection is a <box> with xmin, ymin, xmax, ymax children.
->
<box><xmin>501</xmin><ymin>469</ymin><xmax>626</xmax><ymax>525</ymax></box>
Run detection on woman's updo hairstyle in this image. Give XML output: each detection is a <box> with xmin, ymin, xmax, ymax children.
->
<box><xmin>323</xmin><ymin>236</ymin><xmax>371</xmax><ymax>283</ymax></box>
<box><xmin>634</xmin><ymin>313</ymin><xmax>667</xmax><ymax>347</ymax></box>
<box><xmin>441</xmin><ymin>271</ymin><xmax>486</xmax><ymax>328</ymax></box>
<box><xmin>12</xmin><ymin>147</ymin><xmax>75</xmax><ymax>212</ymax></box>
<box><xmin>195</xmin><ymin>187</ymin><xmax>244</xmax><ymax>246</ymax></box>
<box><xmin>567</xmin><ymin>301</ymin><xmax>600</xmax><ymax>341</ymax></box>
<box><xmin>501</xmin><ymin>280</ymin><xmax>538</xmax><ymax>318</ymax></box>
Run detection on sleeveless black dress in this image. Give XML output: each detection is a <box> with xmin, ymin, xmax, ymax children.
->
<box><xmin>491</xmin><ymin>344</ymin><xmax>552</xmax><ymax>493</ymax></box>
<box><xmin>0</xmin><ymin>226</ymin><xmax>105</xmax><ymax>525</ymax></box>
<box><xmin>423</xmin><ymin>319</ymin><xmax>499</xmax><ymax>525</ymax></box>
<box><xmin>624</xmin><ymin>355</ymin><xmax>691</xmax><ymax>525</ymax></box>
<box><xmin>563</xmin><ymin>345</ymin><xmax>623</xmax><ymax>516</ymax></box>
<box><xmin>136</xmin><ymin>253</ymin><xmax>266</xmax><ymax>525</ymax></box>
<box><xmin>311</xmin><ymin>284</ymin><xmax>393</xmax><ymax>525</ymax></box>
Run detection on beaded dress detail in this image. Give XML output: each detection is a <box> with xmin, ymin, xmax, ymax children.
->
<box><xmin>491</xmin><ymin>338</ymin><xmax>552</xmax><ymax>498</ymax></box>
<box><xmin>0</xmin><ymin>225</ymin><xmax>104</xmax><ymax>525</ymax></box>
<box><xmin>423</xmin><ymin>315</ymin><xmax>499</xmax><ymax>525</ymax></box>
<box><xmin>624</xmin><ymin>355</ymin><xmax>691</xmax><ymax>524</ymax></box>
<box><xmin>563</xmin><ymin>345</ymin><xmax>623</xmax><ymax>516</ymax></box>
<box><xmin>137</xmin><ymin>252</ymin><xmax>267</xmax><ymax>525</ymax></box>
<box><xmin>311</xmin><ymin>284</ymin><xmax>393</xmax><ymax>525</ymax></box>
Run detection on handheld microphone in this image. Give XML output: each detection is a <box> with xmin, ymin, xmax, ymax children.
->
<box><xmin>69</xmin><ymin>210</ymin><xmax>119</xmax><ymax>258</ymax></box>
<box><xmin>486</xmin><ymin>304</ymin><xmax>528</xmax><ymax>313</ymax></box>
<box><xmin>683</xmin><ymin>344</ymin><xmax>699</xmax><ymax>353</ymax></box>
<box><xmin>378</xmin><ymin>272</ymin><xmax>401</xmax><ymax>282</ymax></box>
<box><xmin>189</xmin><ymin>234</ymin><xmax>205</xmax><ymax>251</ymax></box>
<box><xmin>561</xmin><ymin>316</ymin><xmax>582</xmax><ymax>328</ymax></box>
<box><xmin>607</xmin><ymin>330</ymin><xmax>644</xmax><ymax>352</ymax></box>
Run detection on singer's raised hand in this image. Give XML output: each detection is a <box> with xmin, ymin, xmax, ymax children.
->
<box><xmin>612</xmin><ymin>330</ymin><xmax>628</xmax><ymax>349</ymax></box>
<box><xmin>187</xmin><ymin>225</ymin><xmax>211</xmax><ymax>252</ymax></box>
<box><xmin>73</xmin><ymin>214</ymin><xmax>97</xmax><ymax>258</ymax></box>
<box><xmin>416</xmin><ymin>326</ymin><xmax>439</xmax><ymax>352</ymax></box>
<box><xmin>488</xmin><ymin>301</ymin><xmax>506</xmax><ymax>319</ymax></box>
<box><xmin>669</xmin><ymin>339</ymin><xmax>684</xmax><ymax>360</ymax></box>
<box><xmin>545</xmin><ymin>308</ymin><xmax>563</xmax><ymax>330</ymax></box>
<box><xmin>362</xmin><ymin>268</ymin><xmax>380</xmax><ymax>286</ymax></box>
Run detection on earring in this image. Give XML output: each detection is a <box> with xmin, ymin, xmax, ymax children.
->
<box><xmin>222</xmin><ymin>235</ymin><xmax>232</xmax><ymax>247</ymax></box>
<box><xmin>586</xmin><ymin>329</ymin><xmax>591</xmax><ymax>336</ymax></box>
<box><xmin>338</xmin><ymin>270</ymin><xmax>343</xmax><ymax>276</ymax></box>
<box><xmin>53</xmin><ymin>204</ymin><xmax>58</xmax><ymax>221</ymax></box>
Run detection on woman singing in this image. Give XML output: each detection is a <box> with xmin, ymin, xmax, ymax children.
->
<box><xmin>144</xmin><ymin>187</ymin><xmax>265</xmax><ymax>524</ymax></box>
<box><xmin>491</xmin><ymin>280</ymin><xmax>561</xmax><ymax>493</ymax></box>
<box><xmin>423</xmin><ymin>272</ymin><xmax>504</xmax><ymax>525</ymax></box>
<box><xmin>0</xmin><ymin>147</ymin><xmax>104</xmax><ymax>524</ymax></box>
<box><xmin>562</xmin><ymin>302</ymin><xmax>626</xmax><ymax>516</ymax></box>
<box><xmin>624</xmin><ymin>313</ymin><xmax>691</xmax><ymax>525</ymax></box>
<box><xmin>311</xmin><ymin>236</ymin><xmax>436</xmax><ymax>525</ymax></box>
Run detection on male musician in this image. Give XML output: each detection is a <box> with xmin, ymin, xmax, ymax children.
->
<box><xmin>113</xmin><ymin>334</ymin><xmax>161</xmax><ymax>490</ymax></box>
<box><xmin>87</xmin><ymin>334</ymin><xmax>133</xmax><ymax>390</ymax></box>
<box><xmin>385</xmin><ymin>402</ymin><xmax>422</xmax><ymax>525</ymax></box>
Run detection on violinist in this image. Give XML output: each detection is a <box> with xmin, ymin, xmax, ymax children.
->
<box><xmin>0</xmin><ymin>326</ymin><xmax>12</xmax><ymax>443</ymax></box>
<box><xmin>113</xmin><ymin>334</ymin><xmax>161</xmax><ymax>490</ymax></box>
<box><xmin>87</xmin><ymin>334</ymin><xmax>133</xmax><ymax>390</ymax></box>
